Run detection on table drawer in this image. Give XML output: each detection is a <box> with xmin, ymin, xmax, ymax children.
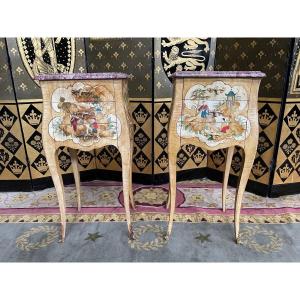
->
<box><xmin>47</xmin><ymin>81</ymin><xmax>121</xmax><ymax>145</ymax></box>
<box><xmin>177</xmin><ymin>80</ymin><xmax>251</xmax><ymax>146</ymax></box>
<box><xmin>177</xmin><ymin>118</ymin><xmax>250</xmax><ymax>147</ymax></box>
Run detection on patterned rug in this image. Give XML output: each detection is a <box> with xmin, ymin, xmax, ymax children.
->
<box><xmin>1</xmin><ymin>222</ymin><xmax>300</xmax><ymax>262</ymax></box>
<box><xmin>0</xmin><ymin>178</ymin><xmax>300</xmax><ymax>224</ymax></box>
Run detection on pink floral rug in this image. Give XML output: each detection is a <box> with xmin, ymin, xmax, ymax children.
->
<box><xmin>0</xmin><ymin>179</ymin><xmax>299</xmax><ymax>224</ymax></box>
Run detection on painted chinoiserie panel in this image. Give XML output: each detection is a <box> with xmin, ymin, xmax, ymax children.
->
<box><xmin>48</xmin><ymin>82</ymin><xmax>121</xmax><ymax>146</ymax></box>
<box><xmin>177</xmin><ymin>81</ymin><xmax>250</xmax><ymax>147</ymax></box>
<box><xmin>37</xmin><ymin>73</ymin><xmax>129</xmax><ymax>151</ymax></box>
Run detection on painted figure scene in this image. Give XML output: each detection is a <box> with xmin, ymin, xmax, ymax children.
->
<box><xmin>178</xmin><ymin>81</ymin><xmax>251</xmax><ymax>146</ymax></box>
<box><xmin>49</xmin><ymin>83</ymin><xmax>120</xmax><ymax>145</ymax></box>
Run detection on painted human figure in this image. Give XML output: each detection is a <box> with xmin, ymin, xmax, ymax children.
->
<box><xmin>220</xmin><ymin>120</ymin><xmax>230</xmax><ymax>133</ymax></box>
<box><xmin>198</xmin><ymin>101</ymin><xmax>209</xmax><ymax>118</ymax></box>
<box><xmin>70</xmin><ymin>115</ymin><xmax>79</xmax><ymax>132</ymax></box>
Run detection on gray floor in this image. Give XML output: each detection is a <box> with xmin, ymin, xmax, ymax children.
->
<box><xmin>0</xmin><ymin>221</ymin><xmax>299</xmax><ymax>262</ymax></box>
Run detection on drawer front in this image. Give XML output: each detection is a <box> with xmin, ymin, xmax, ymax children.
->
<box><xmin>177</xmin><ymin>80</ymin><xmax>251</xmax><ymax>147</ymax></box>
<box><xmin>48</xmin><ymin>81</ymin><xmax>121</xmax><ymax>146</ymax></box>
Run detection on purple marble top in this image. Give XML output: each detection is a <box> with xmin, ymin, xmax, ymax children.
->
<box><xmin>35</xmin><ymin>72</ymin><xmax>128</xmax><ymax>81</ymax></box>
<box><xmin>171</xmin><ymin>71</ymin><xmax>266</xmax><ymax>78</ymax></box>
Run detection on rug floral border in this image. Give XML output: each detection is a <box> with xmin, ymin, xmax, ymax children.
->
<box><xmin>1</xmin><ymin>212</ymin><xmax>300</xmax><ymax>224</ymax></box>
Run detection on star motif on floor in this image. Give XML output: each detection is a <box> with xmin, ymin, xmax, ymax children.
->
<box><xmin>195</xmin><ymin>233</ymin><xmax>211</xmax><ymax>243</ymax></box>
<box><xmin>85</xmin><ymin>232</ymin><xmax>103</xmax><ymax>242</ymax></box>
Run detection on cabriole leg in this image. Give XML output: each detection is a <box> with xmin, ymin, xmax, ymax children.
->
<box><xmin>234</xmin><ymin>146</ymin><xmax>257</xmax><ymax>243</ymax></box>
<box><xmin>120</xmin><ymin>148</ymin><xmax>133</xmax><ymax>240</ymax></box>
<box><xmin>69</xmin><ymin>148</ymin><xmax>81</xmax><ymax>212</ymax></box>
<box><xmin>222</xmin><ymin>146</ymin><xmax>234</xmax><ymax>212</ymax></box>
<box><xmin>166</xmin><ymin>149</ymin><xmax>178</xmax><ymax>239</ymax></box>
<box><xmin>45</xmin><ymin>147</ymin><xmax>67</xmax><ymax>242</ymax></box>
<box><xmin>129</xmin><ymin>140</ymin><xmax>135</xmax><ymax>210</ymax></box>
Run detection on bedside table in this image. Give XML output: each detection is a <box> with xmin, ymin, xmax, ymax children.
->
<box><xmin>167</xmin><ymin>71</ymin><xmax>265</xmax><ymax>243</ymax></box>
<box><xmin>37</xmin><ymin>73</ymin><xmax>134</xmax><ymax>242</ymax></box>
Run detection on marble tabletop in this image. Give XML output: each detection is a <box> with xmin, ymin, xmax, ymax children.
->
<box><xmin>35</xmin><ymin>72</ymin><xmax>128</xmax><ymax>81</ymax></box>
<box><xmin>171</xmin><ymin>71</ymin><xmax>266</xmax><ymax>78</ymax></box>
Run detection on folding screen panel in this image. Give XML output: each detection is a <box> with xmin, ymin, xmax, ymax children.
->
<box><xmin>0</xmin><ymin>38</ymin><xmax>32</xmax><ymax>190</ymax></box>
<box><xmin>85</xmin><ymin>38</ymin><xmax>153</xmax><ymax>180</ymax></box>
<box><xmin>212</xmin><ymin>38</ymin><xmax>293</xmax><ymax>195</ymax></box>
<box><xmin>272</xmin><ymin>38</ymin><xmax>300</xmax><ymax>195</ymax></box>
<box><xmin>6</xmin><ymin>38</ymin><xmax>89</xmax><ymax>189</ymax></box>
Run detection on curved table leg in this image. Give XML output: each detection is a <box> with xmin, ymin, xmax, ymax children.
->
<box><xmin>222</xmin><ymin>146</ymin><xmax>234</xmax><ymax>212</ymax></box>
<box><xmin>69</xmin><ymin>148</ymin><xmax>81</xmax><ymax>212</ymax></box>
<box><xmin>234</xmin><ymin>146</ymin><xmax>257</xmax><ymax>243</ymax></box>
<box><xmin>166</xmin><ymin>190</ymin><xmax>171</xmax><ymax>209</ymax></box>
<box><xmin>45</xmin><ymin>147</ymin><xmax>66</xmax><ymax>242</ymax></box>
<box><xmin>129</xmin><ymin>140</ymin><xmax>135</xmax><ymax>210</ymax></box>
<box><xmin>166</xmin><ymin>149</ymin><xmax>178</xmax><ymax>239</ymax></box>
<box><xmin>120</xmin><ymin>148</ymin><xmax>133</xmax><ymax>240</ymax></box>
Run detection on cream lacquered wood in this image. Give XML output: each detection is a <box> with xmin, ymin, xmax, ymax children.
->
<box><xmin>39</xmin><ymin>76</ymin><xmax>134</xmax><ymax>242</ymax></box>
<box><xmin>167</xmin><ymin>73</ymin><xmax>264</xmax><ymax>243</ymax></box>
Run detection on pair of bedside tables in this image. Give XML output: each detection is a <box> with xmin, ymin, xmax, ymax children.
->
<box><xmin>37</xmin><ymin>71</ymin><xmax>265</xmax><ymax>243</ymax></box>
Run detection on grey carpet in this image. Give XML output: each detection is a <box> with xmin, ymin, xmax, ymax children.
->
<box><xmin>0</xmin><ymin>222</ymin><xmax>299</xmax><ymax>262</ymax></box>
